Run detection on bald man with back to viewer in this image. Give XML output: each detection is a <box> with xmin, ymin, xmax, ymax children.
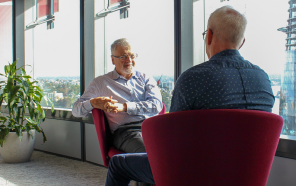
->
<box><xmin>104</xmin><ymin>6</ymin><xmax>275</xmax><ymax>186</ymax></box>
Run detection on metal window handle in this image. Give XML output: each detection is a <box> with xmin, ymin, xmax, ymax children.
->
<box><xmin>26</xmin><ymin>0</ymin><xmax>55</xmax><ymax>30</ymax></box>
<box><xmin>95</xmin><ymin>1</ymin><xmax>130</xmax><ymax>19</ymax></box>
<box><xmin>26</xmin><ymin>16</ymin><xmax>55</xmax><ymax>30</ymax></box>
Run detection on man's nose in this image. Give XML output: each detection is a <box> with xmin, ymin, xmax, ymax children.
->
<box><xmin>125</xmin><ymin>56</ymin><xmax>132</xmax><ymax>62</ymax></box>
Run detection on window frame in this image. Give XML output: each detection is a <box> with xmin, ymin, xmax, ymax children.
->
<box><xmin>10</xmin><ymin>0</ymin><xmax>296</xmax><ymax>160</ymax></box>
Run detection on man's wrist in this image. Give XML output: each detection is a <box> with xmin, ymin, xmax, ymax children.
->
<box><xmin>90</xmin><ymin>98</ymin><xmax>94</xmax><ymax>108</ymax></box>
<box><xmin>123</xmin><ymin>103</ymin><xmax>127</xmax><ymax>112</ymax></box>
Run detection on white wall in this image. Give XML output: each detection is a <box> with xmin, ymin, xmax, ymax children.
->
<box><xmin>34</xmin><ymin>119</ymin><xmax>82</xmax><ymax>159</ymax></box>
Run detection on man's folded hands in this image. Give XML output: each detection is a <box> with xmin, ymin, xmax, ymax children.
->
<box><xmin>90</xmin><ymin>96</ymin><xmax>127</xmax><ymax>113</ymax></box>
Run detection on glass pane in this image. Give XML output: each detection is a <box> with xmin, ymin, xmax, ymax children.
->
<box><xmin>0</xmin><ymin>1</ymin><xmax>12</xmax><ymax>74</ymax></box>
<box><xmin>194</xmin><ymin>0</ymin><xmax>292</xmax><ymax>138</ymax></box>
<box><xmin>94</xmin><ymin>0</ymin><xmax>174</xmax><ymax>110</ymax></box>
<box><xmin>38</xmin><ymin>0</ymin><xmax>59</xmax><ymax>18</ymax></box>
<box><xmin>25</xmin><ymin>0</ymin><xmax>80</xmax><ymax>109</ymax></box>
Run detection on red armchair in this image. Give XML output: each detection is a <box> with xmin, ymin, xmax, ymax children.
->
<box><xmin>142</xmin><ymin>109</ymin><xmax>283</xmax><ymax>186</ymax></box>
<box><xmin>92</xmin><ymin>102</ymin><xmax>166</xmax><ymax>167</ymax></box>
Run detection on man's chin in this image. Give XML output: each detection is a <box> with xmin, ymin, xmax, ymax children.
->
<box><xmin>123</xmin><ymin>68</ymin><xmax>133</xmax><ymax>74</ymax></box>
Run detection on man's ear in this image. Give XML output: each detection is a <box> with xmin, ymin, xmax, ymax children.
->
<box><xmin>239</xmin><ymin>38</ymin><xmax>245</xmax><ymax>49</ymax></box>
<box><xmin>207</xmin><ymin>29</ymin><xmax>213</xmax><ymax>46</ymax></box>
<box><xmin>111</xmin><ymin>56</ymin><xmax>115</xmax><ymax>65</ymax></box>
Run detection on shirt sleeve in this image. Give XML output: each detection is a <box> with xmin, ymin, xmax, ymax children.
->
<box><xmin>126</xmin><ymin>75</ymin><xmax>163</xmax><ymax>116</ymax></box>
<box><xmin>72</xmin><ymin>80</ymin><xmax>99</xmax><ymax>117</ymax></box>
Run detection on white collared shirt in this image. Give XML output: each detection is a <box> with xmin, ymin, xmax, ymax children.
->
<box><xmin>72</xmin><ymin>69</ymin><xmax>162</xmax><ymax>133</ymax></box>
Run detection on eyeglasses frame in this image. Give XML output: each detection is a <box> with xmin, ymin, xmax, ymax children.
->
<box><xmin>112</xmin><ymin>53</ymin><xmax>138</xmax><ymax>61</ymax></box>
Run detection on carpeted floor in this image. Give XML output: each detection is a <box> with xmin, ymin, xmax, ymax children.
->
<box><xmin>0</xmin><ymin>151</ymin><xmax>109</xmax><ymax>186</ymax></box>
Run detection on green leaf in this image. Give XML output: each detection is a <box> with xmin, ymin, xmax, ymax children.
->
<box><xmin>34</xmin><ymin>86</ymin><xmax>42</xmax><ymax>92</ymax></box>
<box><xmin>15</xmin><ymin>107</ymin><xmax>21</xmax><ymax>124</ymax></box>
<box><xmin>0</xmin><ymin>116</ymin><xmax>7</xmax><ymax>122</ymax></box>
<box><xmin>22</xmin><ymin>80</ymin><xmax>30</xmax><ymax>92</ymax></box>
<box><xmin>25</xmin><ymin>117</ymin><xmax>38</xmax><ymax>125</ymax></box>
<box><xmin>33</xmin><ymin>95</ymin><xmax>41</xmax><ymax>104</ymax></box>
<box><xmin>37</xmin><ymin>104</ymin><xmax>42</xmax><ymax>114</ymax></box>
<box><xmin>32</xmin><ymin>123</ymin><xmax>41</xmax><ymax>133</ymax></box>
<box><xmin>15</xmin><ymin>79</ymin><xmax>22</xmax><ymax>84</ymax></box>
<box><xmin>8</xmin><ymin>85</ymin><xmax>21</xmax><ymax>105</ymax></box>
<box><xmin>4</xmin><ymin>64</ymin><xmax>10</xmax><ymax>76</ymax></box>
<box><xmin>0</xmin><ymin>95</ymin><xmax>4</xmax><ymax>108</ymax></box>
<box><xmin>29</xmin><ymin>99</ymin><xmax>35</xmax><ymax>119</ymax></box>
<box><xmin>25</xmin><ymin>125</ymin><xmax>34</xmax><ymax>139</ymax></box>
<box><xmin>42</xmin><ymin>110</ymin><xmax>45</xmax><ymax>122</ymax></box>
<box><xmin>31</xmin><ymin>81</ymin><xmax>39</xmax><ymax>84</ymax></box>
<box><xmin>21</xmin><ymin>68</ymin><xmax>26</xmax><ymax>76</ymax></box>
<box><xmin>43</xmin><ymin>96</ymin><xmax>54</xmax><ymax>112</ymax></box>
<box><xmin>41</xmin><ymin>129</ymin><xmax>47</xmax><ymax>143</ymax></box>
<box><xmin>34</xmin><ymin>90</ymin><xmax>44</xmax><ymax>98</ymax></box>
<box><xmin>0</xmin><ymin>128</ymin><xmax>10</xmax><ymax>147</ymax></box>
<box><xmin>15</xmin><ymin>125</ymin><xmax>23</xmax><ymax>141</ymax></box>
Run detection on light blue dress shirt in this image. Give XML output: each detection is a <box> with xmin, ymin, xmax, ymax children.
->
<box><xmin>72</xmin><ymin>69</ymin><xmax>162</xmax><ymax>133</ymax></box>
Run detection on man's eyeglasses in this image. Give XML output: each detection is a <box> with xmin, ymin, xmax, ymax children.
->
<box><xmin>202</xmin><ymin>29</ymin><xmax>213</xmax><ymax>40</ymax></box>
<box><xmin>112</xmin><ymin>53</ymin><xmax>138</xmax><ymax>61</ymax></box>
<box><xmin>202</xmin><ymin>30</ymin><xmax>208</xmax><ymax>40</ymax></box>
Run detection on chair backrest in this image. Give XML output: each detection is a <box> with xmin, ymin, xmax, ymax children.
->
<box><xmin>142</xmin><ymin>109</ymin><xmax>283</xmax><ymax>186</ymax></box>
<box><xmin>92</xmin><ymin>102</ymin><xmax>166</xmax><ymax>167</ymax></box>
<box><xmin>92</xmin><ymin>108</ymin><xmax>116</xmax><ymax>167</ymax></box>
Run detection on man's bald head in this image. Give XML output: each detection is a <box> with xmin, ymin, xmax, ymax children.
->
<box><xmin>208</xmin><ymin>6</ymin><xmax>247</xmax><ymax>49</ymax></box>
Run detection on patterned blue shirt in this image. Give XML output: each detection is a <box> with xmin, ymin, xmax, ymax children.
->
<box><xmin>72</xmin><ymin>69</ymin><xmax>162</xmax><ymax>132</ymax></box>
<box><xmin>170</xmin><ymin>49</ymin><xmax>275</xmax><ymax>113</ymax></box>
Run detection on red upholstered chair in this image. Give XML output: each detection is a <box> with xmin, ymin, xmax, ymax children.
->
<box><xmin>142</xmin><ymin>109</ymin><xmax>283</xmax><ymax>186</ymax></box>
<box><xmin>92</xmin><ymin>102</ymin><xmax>166</xmax><ymax>167</ymax></box>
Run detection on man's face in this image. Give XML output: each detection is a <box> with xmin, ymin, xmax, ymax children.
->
<box><xmin>112</xmin><ymin>45</ymin><xmax>135</xmax><ymax>78</ymax></box>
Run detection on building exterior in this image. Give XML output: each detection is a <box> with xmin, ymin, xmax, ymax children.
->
<box><xmin>48</xmin><ymin>91</ymin><xmax>64</xmax><ymax>102</ymax></box>
<box><xmin>279</xmin><ymin>0</ymin><xmax>296</xmax><ymax>136</ymax></box>
<box><xmin>161</xmin><ymin>81</ymin><xmax>174</xmax><ymax>92</ymax></box>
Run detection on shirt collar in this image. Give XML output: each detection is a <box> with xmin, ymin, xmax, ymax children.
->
<box><xmin>210</xmin><ymin>49</ymin><xmax>241</xmax><ymax>61</ymax></box>
<box><xmin>111</xmin><ymin>68</ymin><xmax>140</xmax><ymax>80</ymax></box>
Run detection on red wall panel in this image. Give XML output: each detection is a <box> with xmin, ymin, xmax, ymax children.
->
<box><xmin>0</xmin><ymin>5</ymin><xmax>12</xmax><ymax>65</ymax></box>
<box><xmin>109</xmin><ymin>0</ymin><xmax>122</xmax><ymax>5</ymax></box>
<box><xmin>38</xmin><ymin>0</ymin><xmax>59</xmax><ymax>18</ymax></box>
<box><xmin>0</xmin><ymin>0</ymin><xmax>12</xmax><ymax>3</ymax></box>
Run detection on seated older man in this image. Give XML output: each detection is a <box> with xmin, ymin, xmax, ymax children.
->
<box><xmin>72</xmin><ymin>38</ymin><xmax>162</xmax><ymax>154</ymax></box>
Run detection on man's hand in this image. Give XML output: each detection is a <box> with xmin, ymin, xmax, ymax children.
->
<box><xmin>105</xmin><ymin>102</ymin><xmax>127</xmax><ymax>113</ymax></box>
<box><xmin>90</xmin><ymin>96</ymin><xmax>118</xmax><ymax>112</ymax></box>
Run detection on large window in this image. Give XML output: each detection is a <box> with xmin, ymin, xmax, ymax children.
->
<box><xmin>94</xmin><ymin>0</ymin><xmax>174</xmax><ymax>110</ymax></box>
<box><xmin>193</xmin><ymin>0</ymin><xmax>291</xmax><ymax>138</ymax></box>
<box><xmin>25</xmin><ymin>0</ymin><xmax>80</xmax><ymax>109</ymax></box>
<box><xmin>0</xmin><ymin>0</ymin><xmax>12</xmax><ymax>75</ymax></box>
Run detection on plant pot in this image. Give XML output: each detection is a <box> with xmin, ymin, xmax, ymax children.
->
<box><xmin>0</xmin><ymin>130</ymin><xmax>35</xmax><ymax>163</ymax></box>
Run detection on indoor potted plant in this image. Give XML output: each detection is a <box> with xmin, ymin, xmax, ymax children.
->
<box><xmin>0</xmin><ymin>61</ymin><xmax>54</xmax><ymax>163</ymax></box>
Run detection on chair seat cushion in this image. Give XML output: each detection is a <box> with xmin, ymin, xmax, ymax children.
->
<box><xmin>108</xmin><ymin>147</ymin><xmax>124</xmax><ymax>158</ymax></box>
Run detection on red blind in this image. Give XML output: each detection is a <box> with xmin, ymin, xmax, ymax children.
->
<box><xmin>109</xmin><ymin>0</ymin><xmax>122</xmax><ymax>5</ymax></box>
<box><xmin>38</xmin><ymin>0</ymin><xmax>59</xmax><ymax>18</ymax></box>
<box><xmin>0</xmin><ymin>5</ymin><xmax>12</xmax><ymax>64</ymax></box>
<box><xmin>0</xmin><ymin>0</ymin><xmax>12</xmax><ymax>3</ymax></box>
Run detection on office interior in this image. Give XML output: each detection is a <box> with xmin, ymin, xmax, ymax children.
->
<box><xmin>0</xmin><ymin>0</ymin><xmax>296</xmax><ymax>185</ymax></box>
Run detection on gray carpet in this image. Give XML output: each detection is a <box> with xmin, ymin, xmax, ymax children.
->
<box><xmin>0</xmin><ymin>151</ymin><xmax>109</xmax><ymax>186</ymax></box>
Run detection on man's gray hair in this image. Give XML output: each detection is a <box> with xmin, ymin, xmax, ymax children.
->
<box><xmin>111</xmin><ymin>38</ymin><xmax>131</xmax><ymax>55</ymax></box>
<box><xmin>208</xmin><ymin>6</ymin><xmax>247</xmax><ymax>48</ymax></box>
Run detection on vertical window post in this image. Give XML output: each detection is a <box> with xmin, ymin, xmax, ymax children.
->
<box><xmin>47</xmin><ymin>0</ymin><xmax>54</xmax><ymax>29</ymax></box>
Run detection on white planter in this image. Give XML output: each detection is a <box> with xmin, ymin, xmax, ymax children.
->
<box><xmin>0</xmin><ymin>130</ymin><xmax>35</xmax><ymax>163</ymax></box>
